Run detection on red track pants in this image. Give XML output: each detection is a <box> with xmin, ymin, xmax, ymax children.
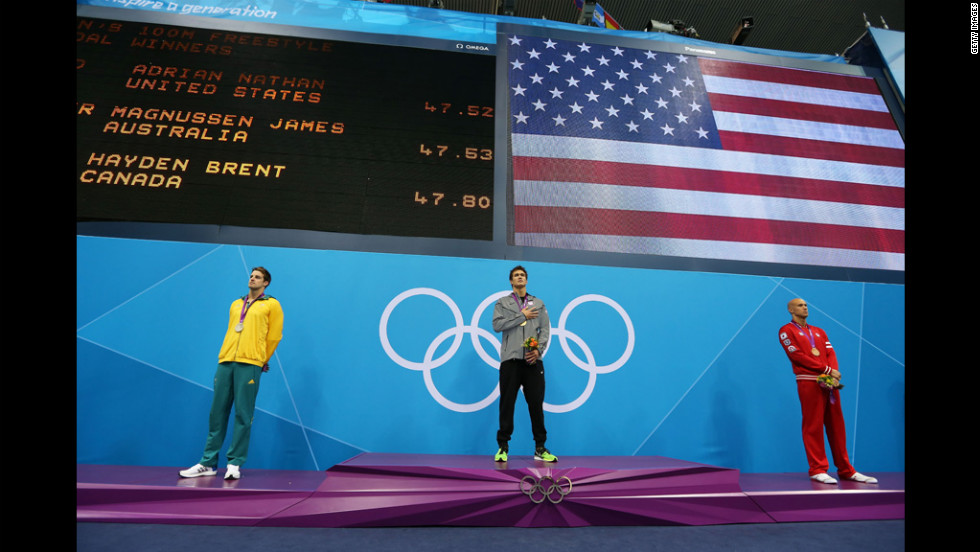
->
<box><xmin>797</xmin><ymin>380</ymin><xmax>856</xmax><ymax>479</ymax></box>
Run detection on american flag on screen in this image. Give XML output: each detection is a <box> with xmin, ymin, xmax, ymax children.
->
<box><xmin>506</xmin><ymin>34</ymin><xmax>905</xmax><ymax>272</ymax></box>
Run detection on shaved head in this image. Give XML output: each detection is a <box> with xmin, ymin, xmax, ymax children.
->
<box><xmin>788</xmin><ymin>298</ymin><xmax>809</xmax><ymax>323</ymax></box>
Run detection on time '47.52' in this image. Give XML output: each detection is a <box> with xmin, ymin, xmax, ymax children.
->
<box><xmin>424</xmin><ymin>102</ymin><xmax>494</xmax><ymax>117</ymax></box>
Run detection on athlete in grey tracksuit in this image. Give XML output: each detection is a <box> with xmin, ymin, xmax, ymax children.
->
<box><xmin>492</xmin><ymin>265</ymin><xmax>557</xmax><ymax>462</ymax></box>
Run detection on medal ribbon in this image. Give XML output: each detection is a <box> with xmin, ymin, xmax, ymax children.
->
<box><xmin>238</xmin><ymin>293</ymin><xmax>264</xmax><ymax>326</ymax></box>
<box><xmin>791</xmin><ymin>321</ymin><xmax>816</xmax><ymax>349</ymax></box>
<box><xmin>792</xmin><ymin>321</ymin><xmax>822</xmax><ymax>358</ymax></box>
<box><xmin>512</xmin><ymin>292</ymin><xmax>529</xmax><ymax>311</ymax></box>
<box><xmin>513</xmin><ymin>292</ymin><xmax>531</xmax><ymax>328</ymax></box>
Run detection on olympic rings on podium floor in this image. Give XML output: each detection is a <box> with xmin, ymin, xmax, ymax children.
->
<box><xmin>520</xmin><ymin>474</ymin><xmax>573</xmax><ymax>504</ymax></box>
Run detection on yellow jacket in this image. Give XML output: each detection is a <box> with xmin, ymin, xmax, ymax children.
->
<box><xmin>217</xmin><ymin>295</ymin><xmax>283</xmax><ymax>367</ymax></box>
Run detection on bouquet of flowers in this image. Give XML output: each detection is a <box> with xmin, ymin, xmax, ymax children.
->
<box><xmin>523</xmin><ymin>337</ymin><xmax>539</xmax><ymax>350</ymax></box>
<box><xmin>817</xmin><ymin>374</ymin><xmax>843</xmax><ymax>390</ymax></box>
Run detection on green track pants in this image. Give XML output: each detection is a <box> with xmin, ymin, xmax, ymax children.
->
<box><xmin>198</xmin><ymin>361</ymin><xmax>263</xmax><ymax>467</ymax></box>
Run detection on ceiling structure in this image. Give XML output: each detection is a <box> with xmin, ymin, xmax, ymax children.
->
<box><xmin>379</xmin><ymin>0</ymin><xmax>905</xmax><ymax>57</ymax></box>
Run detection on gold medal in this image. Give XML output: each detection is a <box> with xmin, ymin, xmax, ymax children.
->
<box><xmin>520</xmin><ymin>320</ymin><xmax>527</xmax><ymax>326</ymax></box>
<box><xmin>811</xmin><ymin>347</ymin><xmax>820</xmax><ymax>356</ymax></box>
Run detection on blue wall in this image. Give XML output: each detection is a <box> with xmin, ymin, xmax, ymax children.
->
<box><xmin>77</xmin><ymin>235</ymin><xmax>904</xmax><ymax>473</ymax></box>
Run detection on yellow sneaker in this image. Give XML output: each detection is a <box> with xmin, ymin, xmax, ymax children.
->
<box><xmin>534</xmin><ymin>447</ymin><xmax>558</xmax><ymax>462</ymax></box>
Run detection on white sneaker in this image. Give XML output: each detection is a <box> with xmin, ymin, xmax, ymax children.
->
<box><xmin>810</xmin><ymin>472</ymin><xmax>837</xmax><ymax>484</ymax></box>
<box><xmin>179</xmin><ymin>464</ymin><xmax>216</xmax><ymax>478</ymax></box>
<box><xmin>224</xmin><ymin>464</ymin><xmax>241</xmax><ymax>480</ymax></box>
<box><xmin>847</xmin><ymin>472</ymin><xmax>878</xmax><ymax>484</ymax></box>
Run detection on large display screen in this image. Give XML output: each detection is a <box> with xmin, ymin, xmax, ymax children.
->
<box><xmin>76</xmin><ymin>3</ymin><xmax>904</xmax><ymax>283</ymax></box>
<box><xmin>504</xmin><ymin>30</ymin><xmax>905</xmax><ymax>273</ymax></box>
<box><xmin>76</xmin><ymin>15</ymin><xmax>495</xmax><ymax>240</ymax></box>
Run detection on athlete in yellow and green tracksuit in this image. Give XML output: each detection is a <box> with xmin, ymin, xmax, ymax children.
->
<box><xmin>189</xmin><ymin>267</ymin><xmax>284</xmax><ymax>475</ymax></box>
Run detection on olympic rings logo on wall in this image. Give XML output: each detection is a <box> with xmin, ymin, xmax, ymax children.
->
<box><xmin>379</xmin><ymin>288</ymin><xmax>635</xmax><ymax>413</ymax></box>
<box><xmin>520</xmin><ymin>474</ymin><xmax>572</xmax><ymax>504</ymax></box>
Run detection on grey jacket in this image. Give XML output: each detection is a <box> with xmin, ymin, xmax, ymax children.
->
<box><xmin>492</xmin><ymin>292</ymin><xmax>550</xmax><ymax>362</ymax></box>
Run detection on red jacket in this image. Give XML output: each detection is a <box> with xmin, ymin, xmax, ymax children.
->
<box><xmin>778</xmin><ymin>321</ymin><xmax>837</xmax><ymax>381</ymax></box>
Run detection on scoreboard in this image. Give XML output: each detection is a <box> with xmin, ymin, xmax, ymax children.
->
<box><xmin>76</xmin><ymin>14</ymin><xmax>496</xmax><ymax>240</ymax></box>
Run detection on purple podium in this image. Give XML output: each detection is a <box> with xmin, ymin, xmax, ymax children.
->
<box><xmin>77</xmin><ymin>454</ymin><xmax>904</xmax><ymax>527</ymax></box>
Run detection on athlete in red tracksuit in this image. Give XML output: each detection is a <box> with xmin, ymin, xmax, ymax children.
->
<box><xmin>778</xmin><ymin>298</ymin><xmax>877</xmax><ymax>485</ymax></box>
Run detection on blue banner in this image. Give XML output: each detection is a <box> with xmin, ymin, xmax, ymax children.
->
<box><xmin>77</xmin><ymin>0</ymin><xmax>846</xmax><ymax>62</ymax></box>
